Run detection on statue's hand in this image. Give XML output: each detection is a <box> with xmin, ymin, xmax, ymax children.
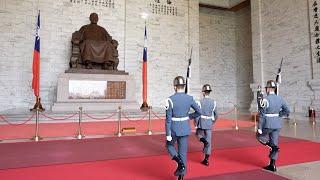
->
<box><xmin>72</xmin><ymin>40</ymin><xmax>80</xmax><ymax>44</ymax></box>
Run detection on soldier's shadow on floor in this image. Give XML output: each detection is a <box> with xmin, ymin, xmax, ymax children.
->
<box><xmin>188</xmin><ymin>147</ymin><xmax>266</xmax><ymax>167</ymax></box>
<box><xmin>116</xmin><ymin>156</ymin><xmax>176</xmax><ymax>180</ymax></box>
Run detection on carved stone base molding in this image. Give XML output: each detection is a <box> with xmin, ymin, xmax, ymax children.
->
<box><xmin>308</xmin><ymin>79</ymin><xmax>320</xmax><ymax>111</ymax></box>
<box><xmin>249</xmin><ymin>83</ymin><xmax>260</xmax><ymax>113</ymax></box>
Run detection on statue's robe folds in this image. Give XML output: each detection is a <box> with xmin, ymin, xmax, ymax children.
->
<box><xmin>79</xmin><ymin>24</ymin><xmax>114</xmax><ymax>64</ymax></box>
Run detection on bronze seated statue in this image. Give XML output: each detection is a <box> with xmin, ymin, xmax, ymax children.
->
<box><xmin>70</xmin><ymin>13</ymin><xmax>119</xmax><ymax>70</ymax></box>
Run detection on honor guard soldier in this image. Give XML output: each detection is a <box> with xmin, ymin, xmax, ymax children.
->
<box><xmin>165</xmin><ymin>76</ymin><xmax>201</xmax><ymax>180</ymax></box>
<box><xmin>256</xmin><ymin>80</ymin><xmax>290</xmax><ymax>172</ymax></box>
<box><xmin>193</xmin><ymin>84</ymin><xmax>218</xmax><ymax>166</ymax></box>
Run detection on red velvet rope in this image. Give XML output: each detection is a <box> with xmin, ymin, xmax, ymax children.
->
<box><xmin>218</xmin><ymin>107</ymin><xmax>236</xmax><ymax>116</ymax></box>
<box><xmin>121</xmin><ymin>112</ymin><xmax>148</xmax><ymax>121</ymax></box>
<box><xmin>41</xmin><ymin>113</ymin><xmax>78</xmax><ymax>121</ymax></box>
<box><xmin>0</xmin><ymin>114</ymin><xmax>35</xmax><ymax>126</ymax></box>
<box><xmin>83</xmin><ymin>112</ymin><xmax>117</xmax><ymax>120</ymax></box>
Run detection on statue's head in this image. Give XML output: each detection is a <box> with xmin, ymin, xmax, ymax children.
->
<box><xmin>89</xmin><ymin>13</ymin><xmax>99</xmax><ymax>24</ymax></box>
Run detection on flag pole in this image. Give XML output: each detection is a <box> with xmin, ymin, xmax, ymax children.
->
<box><xmin>185</xmin><ymin>47</ymin><xmax>192</xmax><ymax>94</ymax></box>
<box><xmin>140</xmin><ymin>14</ymin><xmax>149</xmax><ymax>111</ymax></box>
<box><xmin>31</xmin><ymin>8</ymin><xmax>44</xmax><ymax>112</ymax></box>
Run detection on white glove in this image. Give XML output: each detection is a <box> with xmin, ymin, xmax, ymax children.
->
<box><xmin>195</xmin><ymin>126</ymin><xmax>198</xmax><ymax>129</ymax></box>
<box><xmin>257</xmin><ymin>129</ymin><xmax>262</xmax><ymax>134</ymax></box>
<box><xmin>166</xmin><ymin>136</ymin><xmax>172</xmax><ymax>141</ymax></box>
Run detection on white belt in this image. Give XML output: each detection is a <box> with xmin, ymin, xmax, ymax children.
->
<box><xmin>201</xmin><ymin>115</ymin><xmax>214</xmax><ymax>120</ymax></box>
<box><xmin>265</xmin><ymin>114</ymin><xmax>279</xmax><ymax>117</ymax></box>
<box><xmin>172</xmin><ymin>117</ymin><xmax>189</xmax><ymax>121</ymax></box>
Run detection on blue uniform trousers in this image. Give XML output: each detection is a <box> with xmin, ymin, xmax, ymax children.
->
<box><xmin>196</xmin><ymin>128</ymin><xmax>212</xmax><ymax>155</ymax></box>
<box><xmin>257</xmin><ymin>128</ymin><xmax>280</xmax><ymax>160</ymax></box>
<box><xmin>166</xmin><ymin>133</ymin><xmax>188</xmax><ymax>175</ymax></box>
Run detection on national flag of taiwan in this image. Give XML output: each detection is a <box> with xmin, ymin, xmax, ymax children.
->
<box><xmin>32</xmin><ymin>11</ymin><xmax>40</xmax><ymax>97</ymax></box>
<box><xmin>142</xmin><ymin>25</ymin><xmax>148</xmax><ymax>103</ymax></box>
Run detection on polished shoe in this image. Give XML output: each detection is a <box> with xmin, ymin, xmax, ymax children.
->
<box><xmin>172</xmin><ymin>155</ymin><xmax>185</xmax><ymax>176</ymax></box>
<box><xmin>201</xmin><ymin>154</ymin><xmax>210</xmax><ymax>166</ymax></box>
<box><xmin>85</xmin><ymin>62</ymin><xmax>93</xmax><ymax>69</ymax></box>
<box><xmin>177</xmin><ymin>175</ymin><xmax>184</xmax><ymax>180</ymax></box>
<box><xmin>263</xmin><ymin>159</ymin><xmax>277</xmax><ymax>172</ymax></box>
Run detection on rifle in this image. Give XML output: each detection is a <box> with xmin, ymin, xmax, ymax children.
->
<box><xmin>257</xmin><ymin>85</ymin><xmax>264</xmax><ymax>113</ymax></box>
<box><xmin>275</xmin><ymin>58</ymin><xmax>283</xmax><ymax>95</ymax></box>
<box><xmin>185</xmin><ymin>48</ymin><xmax>192</xmax><ymax>94</ymax></box>
<box><xmin>257</xmin><ymin>58</ymin><xmax>284</xmax><ymax>112</ymax></box>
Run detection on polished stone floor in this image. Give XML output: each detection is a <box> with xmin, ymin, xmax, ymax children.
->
<box><xmin>274</xmin><ymin>115</ymin><xmax>320</xmax><ymax>180</ymax></box>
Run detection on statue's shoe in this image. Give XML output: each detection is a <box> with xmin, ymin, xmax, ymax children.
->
<box><xmin>86</xmin><ymin>63</ymin><xmax>93</xmax><ymax>69</ymax></box>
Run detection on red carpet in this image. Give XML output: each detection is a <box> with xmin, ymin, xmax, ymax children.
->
<box><xmin>0</xmin><ymin>119</ymin><xmax>254</xmax><ymax>140</ymax></box>
<box><xmin>0</xmin><ymin>130</ymin><xmax>298</xmax><ymax>170</ymax></box>
<box><xmin>190</xmin><ymin>169</ymin><xmax>289</xmax><ymax>180</ymax></box>
<box><xmin>0</xmin><ymin>140</ymin><xmax>319</xmax><ymax>180</ymax></box>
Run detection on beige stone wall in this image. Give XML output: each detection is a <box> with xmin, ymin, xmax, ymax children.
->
<box><xmin>199</xmin><ymin>7</ymin><xmax>252</xmax><ymax>111</ymax></box>
<box><xmin>1</xmin><ymin>0</ymin><xmax>317</xmax><ymax>114</ymax></box>
<box><xmin>0</xmin><ymin>0</ymin><xmax>200</xmax><ymax>112</ymax></box>
<box><xmin>250</xmin><ymin>0</ymin><xmax>315</xmax><ymax>113</ymax></box>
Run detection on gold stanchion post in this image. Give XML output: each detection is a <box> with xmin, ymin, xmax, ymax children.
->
<box><xmin>234</xmin><ymin>104</ymin><xmax>239</xmax><ymax>130</ymax></box>
<box><xmin>76</xmin><ymin>107</ymin><xmax>84</xmax><ymax>139</ymax></box>
<box><xmin>254</xmin><ymin>112</ymin><xmax>257</xmax><ymax>131</ymax></box>
<box><xmin>294</xmin><ymin>122</ymin><xmax>297</xmax><ymax>137</ymax></box>
<box><xmin>31</xmin><ymin>107</ymin><xmax>42</xmax><ymax>142</ymax></box>
<box><xmin>147</xmin><ymin>106</ymin><xmax>152</xmax><ymax>135</ymax></box>
<box><xmin>312</xmin><ymin>117</ymin><xmax>316</xmax><ymax>138</ymax></box>
<box><xmin>312</xmin><ymin>114</ymin><xmax>316</xmax><ymax>126</ymax></box>
<box><xmin>293</xmin><ymin>105</ymin><xmax>297</xmax><ymax>126</ymax></box>
<box><xmin>116</xmin><ymin>106</ymin><xmax>122</xmax><ymax>137</ymax></box>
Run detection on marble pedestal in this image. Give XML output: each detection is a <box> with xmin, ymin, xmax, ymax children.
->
<box><xmin>52</xmin><ymin>72</ymin><xmax>138</xmax><ymax>112</ymax></box>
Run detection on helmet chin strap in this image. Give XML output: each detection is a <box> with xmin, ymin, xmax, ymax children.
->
<box><xmin>176</xmin><ymin>89</ymin><xmax>184</xmax><ymax>93</ymax></box>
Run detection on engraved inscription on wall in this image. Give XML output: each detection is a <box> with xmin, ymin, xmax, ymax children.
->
<box><xmin>309</xmin><ymin>0</ymin><xmax>320</xmax><ymax>64</ymax></box>
<box><xmin>68</xmin><ymin>80</ymin><xmax>126</xmax><ymax>99</ymax></box>
<box><xmin>148</xmin><ymin>0</ymin><xmax>178</xmax><ymax>16</ymax></box>
<box><xmin>70</xmin><ymin>0</ymin><xmax>115</xmax><ymax>8</ymax></box>
<box><xmin>105</xmin><ymin>81</ymin><xmax>126</xmax><ymax>99</ymax></box>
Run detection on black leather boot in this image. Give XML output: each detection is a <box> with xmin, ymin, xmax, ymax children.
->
<box><xmin>200</xmin><ymin>137</ymin><xmax>209</xmax><ymax>147</ymax></box>
<box><xmin>177</xmin><ymin>175</ymin><xmax>184</xmax><ymax>180</ymax></box>
<box><xmin>270</xmin><ymin>146</ymin><xmax>280</xmax><ymax>154</ymax></box>
<box><xmin>263</xmin><ymin>159</ymin><xmax>276</xmax><ymax>172</ymax></box>
<box><xmin>201</xmin><ymin>154</ymin><xmax>210</xmax><ymax>166</ymax></box>
<box><xmin>266</xmin><ymin>141</ymin><xmax>272</xmax><ymax>150</ymax></box>
<box><xmin>269</xmin><ymin>146</ymin><xmax>280</xmax><ymax>160</ymax></box>
<box><xmin>172</xmin><ymin>155</ymin><xmax>185</xmax><ymax>176</ymax></box>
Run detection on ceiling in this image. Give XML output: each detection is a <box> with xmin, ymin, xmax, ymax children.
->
<box><xmin>199</xmin><ymin>0</ymin><xmax>247</xmax><ymax>8</ymax></box>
